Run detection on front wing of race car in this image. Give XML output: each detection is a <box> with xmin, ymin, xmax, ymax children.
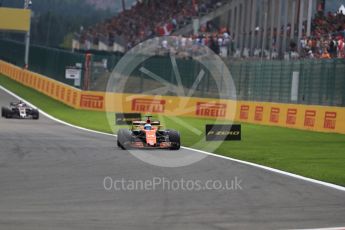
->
<box><xmin>128</xmin><ymin>140</ymin><xmax>173</xmax><ymax>149</ymax></box>
<box><xmin>117</xmin><ymin>129</ymin><xmax>180</xmax><ymax>150</ymax></box>
<box><xmin>127</xmin><ymin>130</ymin><xmax>173</xmax><ymax>149</ymax></box>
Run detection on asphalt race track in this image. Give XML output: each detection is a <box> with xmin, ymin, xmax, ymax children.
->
<box><xmin>1</xmin><ymin>88</ymin><xmax>345</xmax><ymax>230</ymax></box>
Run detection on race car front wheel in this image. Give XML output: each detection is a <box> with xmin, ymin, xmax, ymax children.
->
<box><xmin>32</xmin><ymin>109</ymin><xmax>39</xmax><ymax>120</ymax></box>
<box><xmin>117</xmin><ymin>129</ymin><xmax>132</xmax><ymax>150</ymax></box>
<box><xmin>167</xmin><ymin>130</ymin><xmax>181</xmax><ymax>150</ymax></box>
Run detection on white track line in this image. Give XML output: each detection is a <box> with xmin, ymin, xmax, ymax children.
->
<box><xmin>0</xmin><ymin>85</ymin><xmax>115</xmax><ymax>137</ymax></box>
<box><xmin>1</xmin><ymin>85</ymin><xmax>345</xmax><ymax>192</ymax></box>
<box><xmin>288</xmin><ymin>227</ymin><xmax>345</xmax><ymax>230</ymax></box>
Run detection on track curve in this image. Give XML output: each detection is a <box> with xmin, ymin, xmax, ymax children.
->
<box><xmin>0</xmin><ymin>88</ymin><xmax>345</xmax><ymax>230</ymax></box>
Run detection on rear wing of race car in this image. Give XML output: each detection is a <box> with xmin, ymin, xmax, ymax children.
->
<box><xmin>132</xmin><ymin>121</ymin><xmax>146</xmax><ymax>126</ymax></box>
<box><xmin>132</xmin><ymin>121</ymin><xmax>161</xmax><ymax>126</ymax></box>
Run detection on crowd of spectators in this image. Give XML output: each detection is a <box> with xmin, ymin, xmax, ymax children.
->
<box><xmin>221</xmin><ymin>9</ymin><xmax>345</xmax><ymax>60</ymax></box>
<box><xmin>151</xmin><ymin>27</ymin><xmax>232</xmax><ymax>58</ymax></box>
<box><xmin>79</xmin><ymin>0</ymin><xmax>227</xmax><ymax>50</ymax></box>
<box><xmin>79</xmin><ymin>1</ymin><xmax>345</xmax><ymax>60</ymax></box>
<box><xmin>300</xmin><ymin>10</ymin><xmax>345</xmax><ymax>59</ymax></box>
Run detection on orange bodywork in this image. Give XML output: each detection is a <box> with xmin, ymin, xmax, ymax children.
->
<box><xmin>145</xmin><ymin>130</ymin><xmax>157</xmax><ymax>146</ymax></box>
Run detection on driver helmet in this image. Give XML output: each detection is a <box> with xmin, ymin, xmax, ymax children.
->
<box><xmin>144</xmin><ymin>124</ymin><xmax>152</xmax><ymax>130</ymax></box>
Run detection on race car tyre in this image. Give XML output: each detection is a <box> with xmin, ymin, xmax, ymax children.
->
<box><xmin>117</xmin><ymin>129</ymin><xmax>132</xmax><ymax>150</ymax></box>
<box><xmin>32</xmin><ymin>109</ymin><xmax>39</xmax><ymax>120</ymax></box>
<box><xmin>167</xmin><ymin>129</ymin><xmax>181</xmax><ymax>150</ymax></box>
<box><xmin>2</xmin><ymin>107</ymin><xmax>12</xmax><ymax>119</ymax></box>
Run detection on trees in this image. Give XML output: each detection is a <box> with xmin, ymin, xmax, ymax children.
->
<box><xmin>0</xmin><ymin>0</ymin><xmax>114</xmax><ymax>48</ymax></box>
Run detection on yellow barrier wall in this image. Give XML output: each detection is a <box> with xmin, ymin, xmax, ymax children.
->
<box><xmin>235</xmin><ymin>101</ymin><xmax>345</xmax><ymax>134</ymax></box>
<box><xmin>0</xmin><ymin>61</ymin><xmax>80</xmax><ymax>108</ymax></box>
<box><xmin>1</xmin><ymin>60</ymin><xmax>344</xmax><ymax>134</ymax></box>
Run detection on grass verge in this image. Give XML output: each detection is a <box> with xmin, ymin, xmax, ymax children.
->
<box><xmin>1</xmin><ymin>75</ymin><xmax>345</xmax><ymax>186</ymax></box>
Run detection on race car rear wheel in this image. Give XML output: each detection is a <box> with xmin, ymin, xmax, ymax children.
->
<box><xmin>167</xmin><ymin>130</ymin><xmax>180</xmax><ymax>150</ymax></box>
<box><xmin>1</xmin><ymin>107</ymin><xmax>5</xmax><ymax>118</ymax></box>
<box><xmin>32</xmin><ymin>109</ymin><xmax>39</xmax><ymax>120</ymax></box>
<box><xmin>117</xmin><ymin>129</ymin><xmax>132</xmax><ymax>150</ymax></box>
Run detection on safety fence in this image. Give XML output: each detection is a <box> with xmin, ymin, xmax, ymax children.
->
<box><xmin>0</xmin><ymin>39</ymin><xmax>85</xmax><ymax>88</ymax></box>
<box><xmin>1</xmin><ymin>60</ymin><xmax>345</xmax><ymax>135</ymax></box>
<box><xmin>1</xmin><ymin>39</ymin><xmax>345</xmax><ymax>106</ymax></box>
<box><xmin>228</xmin><ymin>59</ymin><xmax>345</xmax><ymax>107</ymax></box>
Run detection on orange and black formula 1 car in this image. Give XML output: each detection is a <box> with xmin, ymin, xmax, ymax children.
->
<box><xmin>117</xmin><ymin>116</ymin><xmax>180</xmax><ymax>150</ymax></box>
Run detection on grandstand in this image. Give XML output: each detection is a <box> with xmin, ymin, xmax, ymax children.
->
<box><xmin>73</xmin><ymin>0</ymin><xmax>345</xmax><ymax>60</ymax></box>
<box><xmin>72</xmin><ymin>0</ymin><xmax>231</xmax><ymax>52</ymax></box>
<box><xmin>1</xmin><ymin>0</ymin><xmax>345</xmax><ymax>106</ymax></box>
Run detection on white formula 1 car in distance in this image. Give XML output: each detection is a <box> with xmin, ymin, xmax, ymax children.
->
<box><xmin>1</xmin><ymin>101</ymin><xmax>39</xmax><ymax>120</ymax></box>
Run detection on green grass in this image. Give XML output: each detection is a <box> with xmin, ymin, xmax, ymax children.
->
<box><xmin>1</xmin><ymin>75</ymin><xmax>345</xmax><ymax>186</ymax></box>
